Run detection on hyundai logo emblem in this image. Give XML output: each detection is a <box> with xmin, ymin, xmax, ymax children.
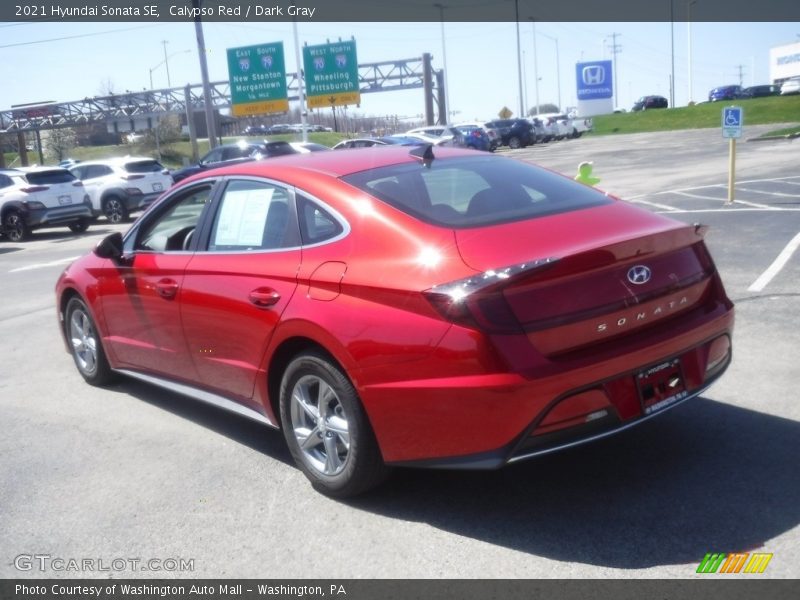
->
<box><xmin>627</xmin><ymin>265</ymin><xmax>652</xmax><ymax>285</ymax></box>
<box><xmin>582</xmin><ymin>65</ymin><xmax>606</xmax><ymax>86</ymax></box>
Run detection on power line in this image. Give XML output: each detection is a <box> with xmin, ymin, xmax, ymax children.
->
<box><xmin>0</xmin><ymin>25</ymin><xmax>158</xmax><ymax>49</ymax></box>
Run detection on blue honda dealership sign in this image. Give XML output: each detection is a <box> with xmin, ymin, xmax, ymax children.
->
<box><xmin>576</xmin><ymin>60</ymin><xmax>613</xmax><ymax>100</ymax></box>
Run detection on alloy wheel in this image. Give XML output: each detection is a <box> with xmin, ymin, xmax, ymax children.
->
<box><xmin>289</xmin><ymin>374</ymin><xmax>351</xmax><ymax>476</ymax></box>
<box><xmin>69</xmin><ymin>307</ymin><xmax>98</xmax><ymax>376</ymax></box>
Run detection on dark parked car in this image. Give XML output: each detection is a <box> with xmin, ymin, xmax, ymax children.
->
<box><xmin>171</xmin><ymin>141</ymin><xmax>298</xmax><ymax>183</ymax></box>
<box><xmin>485</xmin><ymin>118</ymin><xmax>536</xmax><ymax>149</ymax></box>
<box><xmin>56</xmin><ymin>146</ymin><xmax>734</xmax><ymax>497</ymax></box>
<box><xmin>632</xmin><ymin>95</ymin><xmax>668</xmax><ymax>111</ymax></box>
<box><xmin>742</xmin><ymin>85</ymin><xmax>781</xmax><ymax>98</ymax></box>
<box><xmin>708</xmin><ymin>85</ymin><xmax>744</xmax><ymax>102</ymax></box>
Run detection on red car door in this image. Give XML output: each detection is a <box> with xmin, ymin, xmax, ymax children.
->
<box><xmin>99</xmin><ymin>183</ymin><xmax>213</xmax><ymax>381</ymax></box>
<box><xmin>179</xmin><ymin>179</ymin><xmax>301</xmax><ymax>406</ymax></box>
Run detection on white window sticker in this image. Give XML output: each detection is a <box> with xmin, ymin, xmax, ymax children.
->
<box><xmin>214</xmin><ymin>186</ymin><xmax>275</xmax><ymax>247</ymax></box>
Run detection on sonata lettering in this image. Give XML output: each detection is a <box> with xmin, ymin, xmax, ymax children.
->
<box><xmin>596</xmin><ymin>296</ymin><xmax>689</xmax><ymax>333</ymax></box>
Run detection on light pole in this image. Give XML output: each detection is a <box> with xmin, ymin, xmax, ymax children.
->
<box><xmin>688</xmin><ymin>0</ymin><xmax>697</xmax><ymax>104</ymax></box>
<box><xmin>670</xmin><ymin>0</ymin><xmax>675</xmax><ymax>108</ymax></box>
<box><xmin>538</xmin><ymin>31</ymin><xmax>561</xmax><ymax>111</ymax></box>
<box><xmin>434</xmin><ymin>3</ymin><xmax>451</xmax><ymax>124</ymax></box>
<box><xmin>514</xmin><ymin>0</ymin><xmax>524</xmax><ymax>118</ymax></box>
<box><xmin>529</xmin><ymin>17</ymin><xmax>540</xmax><ymax>115</ymax></box>
<box><xmin>149</xmin><ymin>49</ymin><xmax>190</xmax><ymax>90</ymax></box>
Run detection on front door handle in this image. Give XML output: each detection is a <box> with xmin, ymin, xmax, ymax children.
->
<box><xmin>249</xmin><ymin>288</ymin><xmax>281</xmax><ymax>308</ymax></box>
<box><xmin>155</xmin><ymin>278</ymin><xmax>179</xmax><ymax>299</ymax></box>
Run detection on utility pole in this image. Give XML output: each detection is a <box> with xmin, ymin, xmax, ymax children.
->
<box><xmin>736</xmin><ymin>64</ymin><xmax>745</xmax><ymax>87</ymax></box>
<box><xmin>606</xmin><ymin>32</ymin><xmax>621</xmax><ymax>109</ymax></box>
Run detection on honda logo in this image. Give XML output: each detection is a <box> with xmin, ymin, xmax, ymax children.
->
<box><xmin>582</xmin><ymin>65</ymin><xmax>606</xmax><ymax>86</ymax></box>
<box><xmin>627</xmin><ymin>265</ymin><xmax>652</xmax><ymax>285</ymax></box>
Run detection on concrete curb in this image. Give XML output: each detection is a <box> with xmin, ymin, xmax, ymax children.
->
<box><xmin>748</xmin><ymin>132</ymin><xmax>800</xmax><ymax>142</ymax></box>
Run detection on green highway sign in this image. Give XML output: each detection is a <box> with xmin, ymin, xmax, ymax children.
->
<box><xmin>302</xmin><ymin>40</ymin><xmax>360</xmax><ymax>109</ymax></box>
<box><xmin>227</xmin><ymin>42</ymin><xmax>288</xmax><ymax>116</ymax></box>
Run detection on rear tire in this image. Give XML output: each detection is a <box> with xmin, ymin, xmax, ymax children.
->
<box><xmin>3</xmin><ymin>210</ymin><xmax>30</xmax><ymax>242</ymax></box>
<box><xmin>280</xmin><ymin>351</ymin><xmax>389</xmax><ymax>498</ymax></box>
<box><xmin>68</xmin><ymin>219</ymin><xmax>90</xmax><ymax>233</ymax></box>
<box><xmin>508</xmin><ymin>136</ymin><xmax>521</xmax><ymax>149</ymax></box>
<box><xmin>103</xmin><ymin>196</ymin><xmax>129</xmax><ymax>223</ymax></box>
<box><xmin>65</xmin><ymin>297</ymin><xmax>117</xmax><ymax>386</ymax></box>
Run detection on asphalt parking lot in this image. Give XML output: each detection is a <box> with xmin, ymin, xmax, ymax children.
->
<box><xmin>1</xmin><ymin>126</ymin><xmax>798</xmax><ymax>579</ymax></box>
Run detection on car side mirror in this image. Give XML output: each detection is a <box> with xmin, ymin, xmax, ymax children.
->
<box><xmin>94</xmin><ymin>232</ymin><xmax>124</xmax><ymax>260</ymax></box>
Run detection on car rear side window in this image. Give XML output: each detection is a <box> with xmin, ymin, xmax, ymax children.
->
<box><xmin>209</xmin><ymin>180</ymin><xmax>296</xmax><ymax>251</ymax></box>
<box><xmin>342</xmin><ymin>155</ymin><xmax>612</xmax><ymax>228</ymax></box>
<box><xmin>25</xmin><ymin>170</ymin><xmax>76</xmax><ymax>185</ymax></box>
<box><xmin>125</xmin><ymin>160</ymin><xmax>164</xmax><ymax>174</ymax></box>
<box><xmin>297</xmin><ymin>195</ymin><xmax>344</xmax><ymax>245</ymax></box>
<box><xmin>0</xmin><ymin>174</ymin><xmax>13</xmax><ymax>189</ymax></box>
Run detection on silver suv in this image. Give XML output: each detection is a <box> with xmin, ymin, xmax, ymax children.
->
<box><xmin>0</xmin><ymin>167</ymin><xmax>93</xmax><ymax>242</ymax></box>
<box><xmin>70</xmin><ymin>157</ymin><xmax>173</xmax><ymax>223</ymax></box>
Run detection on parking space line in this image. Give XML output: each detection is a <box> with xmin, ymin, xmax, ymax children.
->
<box><xmin>9</xmin><ymin>256</ymin><xmax>79</xmax><ymax>273</ymax></box>
<box><xmin>656</xmin><ymin>208</ymin><xmax>800</xmax><ymax>214</ymax></box>
<box><xmin>733</xmin><ymin>199</ymin><xmax>777</xmax><ymax>209</ymax></box>
<box><xmin>653</xmin><ymin>176</ymin><xmax>800</xmax><ymax>196</ymax></box>
<box><xmin>670</xmin><ymin>190</ymin><xmax>727</xmax><ymax>201</ymax></box>
<box><xmin>630</xmin><ymin>198</ymin><xmax>680</xmax><ymax>211</ymax></box>
<box><xmin>747</xmin><ymin>231</ymin><xmax>800</xmax><ymax>293</ymax></box>
<box><xmin>735</xmin><ymin>187</ymin><xmax>800</xmax><ymax>198</ymax></box>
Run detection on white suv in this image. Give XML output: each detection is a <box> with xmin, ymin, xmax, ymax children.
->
<box><xmin>69</xmin><ymin>157</ymin><xmax>173</xmax><ymax>223</ymax></box>
<box><xmin>0</xmin><ymin>167</ymin><xmax>93</xmax><ymax>242</ymax></box>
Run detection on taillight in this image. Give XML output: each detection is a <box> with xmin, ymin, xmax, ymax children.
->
<box><xmin>21</xmin><ymin>186</ymin><xmax>48</xmax><ymax>193</ymax></box>
<box><xmin>122</xmin><ymin>174</ymin><xmax>145</xmax><ymax>180</ymax></box>
<box><xmin>124</xmin><ymin>188</ymin><xmax>143</xmax><ymax>196</ymax></box>
<box><xmin>423</xmin><ymin>258</ymin><xmax>558</xmax><ymax>333</ymax></box>
<box><xmin>471</xmin><ymin>130</ymin><xmax>481</xmax><ymax>138</ymax></box>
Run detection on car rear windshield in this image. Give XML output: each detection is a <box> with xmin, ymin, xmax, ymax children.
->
<box><xmin>124</xmin><ymin>160</ymin><xmax>165</xmax><ymax>174</ymax></box>
<box><xmin>342</xmin><ymin>155</ymin><xmax>612</xmax><ymax>228</ymax></box>
<box><xmin>25</xmin><ymin>169</ymin><xmax>76</xmax><ymax>185</ymax></box>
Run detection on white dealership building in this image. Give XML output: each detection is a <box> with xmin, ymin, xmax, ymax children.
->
<box><xmin>770</xmin><ymin>41</ymin><xmax>800</xmax><ymax>84</ymax></box>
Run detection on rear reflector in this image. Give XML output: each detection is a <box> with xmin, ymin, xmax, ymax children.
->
<box><xmin>21</xmin><ymin>186</ymin><xmax>48</xmax><ymax>193</ymax></box>
<box><xmin>533</xmin><ymin>389</ymin><xmax>612</xmax><ymax>435</ymax></box>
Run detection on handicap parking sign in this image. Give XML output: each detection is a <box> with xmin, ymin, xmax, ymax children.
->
<box><xmin>722</xmin><ymin>106</ymin><xmax>743</xmax><ymax>138</ymax></box>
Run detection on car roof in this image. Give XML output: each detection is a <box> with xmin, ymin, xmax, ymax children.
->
<box><xmin>182</xmin><ymin>145</ymin><xmax>478</xmax><ymax>182</ymax></box>
<box><xmin>71</xmin><ymin>156</ymin><xmax>161</xmax><ymax>166</ymax></box>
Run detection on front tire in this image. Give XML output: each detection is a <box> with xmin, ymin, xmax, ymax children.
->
<box><xmin>3</xmin><ymin>210</ymin><xmax>30</xmax><ymax>242</ymax></box>
<box><xmin>103</xmin><ymin>196</ymin><xmax>129</xmax><ymax>223</ymax></box>
<box><xmin>508</xmin><ymin>136</ymin><xmax>521</xmax><ymax>149</ymax></box>
<box><xmin>65</xmin><ymin>297</ymin><xmax>116</xmax><ymax>386</ymax></box>
<box><xmin>280</xmin><ymin>351</ymin><xmax>388</xmax><ymax>498</ymax></box>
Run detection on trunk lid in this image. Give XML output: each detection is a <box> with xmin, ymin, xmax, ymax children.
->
<box><xmin>453</xmin><ymin>202</ymin><xmax>717</xmax><ymax>355</ymax></box>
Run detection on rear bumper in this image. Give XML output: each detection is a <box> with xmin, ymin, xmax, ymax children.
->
<box><xmin>26</xmin><ymin>202</ymin><xmax>93</xmax><ymax>227</ymax></box>
<box><xmin>123</xmin><ymin>191</ymin><xmax>161</xmax><ymax>212</ymax></box>
<box><xmin>360</xmin><ymin>306</ymin><xmax>734</xmax><ymax>466</ymax></box>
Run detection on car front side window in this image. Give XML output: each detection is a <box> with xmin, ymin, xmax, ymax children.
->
<box><xmin>135</xmin><ymin>185</ymin><xmax>213</xmax><ymax>253</ymax></box>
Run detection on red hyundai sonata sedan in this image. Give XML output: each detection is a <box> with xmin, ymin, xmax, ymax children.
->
<box><xmin>56</xmin><ymin>146</ymin><xmax>734</xmax><ymax>497</ymax></box>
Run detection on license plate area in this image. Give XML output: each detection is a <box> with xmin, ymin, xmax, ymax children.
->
<box><xmin>58</xmin><ymin>195</ymin><xmax>72</xmax><ymax>205</ymax></box>
<box><xmin>153</xmin><ymin>182</ymin><xmax>163</xmax><ymax>191</ymax></box>
<box><xmin>636</xmin><ymin>358</ymin><xmax>687</xmax><ymax>416</ymax></box>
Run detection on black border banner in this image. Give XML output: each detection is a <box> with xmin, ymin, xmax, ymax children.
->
<box><xmin>2</xmin><ymin>579</ymin><xmax>799</xmax><ymax>600</ymax></box>
<box><xmin>2</xmin><ymin>0</ymin><xmax>800</xmax><ymax>23</ymax></box>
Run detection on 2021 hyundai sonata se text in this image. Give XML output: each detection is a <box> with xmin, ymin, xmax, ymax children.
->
<box><xmin>56</xmin><ymin>146</ymin><xmax>734</xmax><ymax>497</ymax></box>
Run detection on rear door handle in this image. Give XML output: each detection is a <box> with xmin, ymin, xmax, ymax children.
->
<box><xmin>155</xmin><ymin>278</ymin><xmax>179</xmax><ymax>299</ymax></box>
<box><xmin>249</xmin><ymin>288</ymin><xmax>281</xmax><ymax>308</ymax></box>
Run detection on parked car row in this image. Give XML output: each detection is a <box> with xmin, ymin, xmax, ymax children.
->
<box><xmin>245</xmin><ymin>123</ymin><xmax>331</xmax><ymax>136</ymax></box>
<box><xmin>708</xmin><ymin>82</ymin><xmax>794</xmax><ymax>101</ymax></box>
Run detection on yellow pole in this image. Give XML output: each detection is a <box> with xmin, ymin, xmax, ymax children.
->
<box><xmin>727</xmin><ymin>137</ymin><xmax>736</xmax><ymax>204</ymax></box>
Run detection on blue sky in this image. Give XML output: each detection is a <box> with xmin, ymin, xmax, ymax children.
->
<box><xmin>1</xmin><ymin>21</ymin><xmax>797</xmax><ymax>121</ymax></box>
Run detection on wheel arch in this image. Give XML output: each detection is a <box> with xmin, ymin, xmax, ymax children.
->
<box><xmin>264</xmin><ymin>334</ymin><xmax>354</xmax><ymax>430</ymax></box>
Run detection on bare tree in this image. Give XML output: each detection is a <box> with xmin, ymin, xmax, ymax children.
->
<box><xmin>45</xmin><ymin>128</ymin><xmax>77</xmax><ymax>161</ymax></box>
